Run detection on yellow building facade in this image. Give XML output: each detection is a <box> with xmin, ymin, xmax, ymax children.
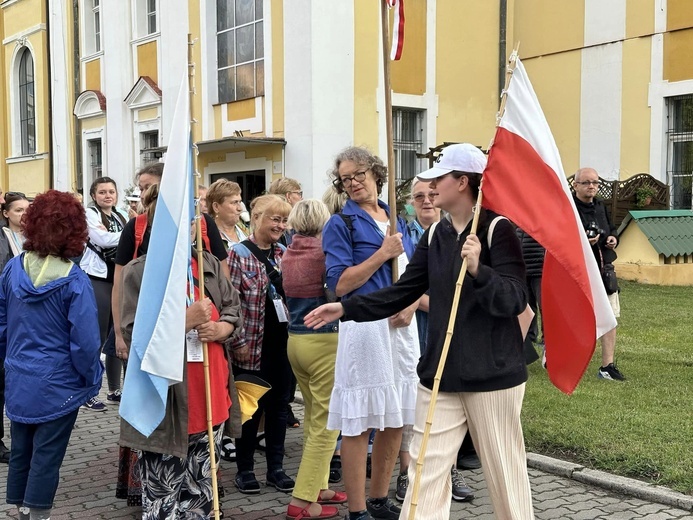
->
<box><xmin>3</xmin><ymin>1</ymin><xmax>692</xmax><ymax>208</ymax></box>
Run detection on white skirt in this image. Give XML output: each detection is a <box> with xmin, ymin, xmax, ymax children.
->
<box><xmin>327</xmin><ymin>317</ymin><xmax>420</xmax><ymax>436</ymax></box>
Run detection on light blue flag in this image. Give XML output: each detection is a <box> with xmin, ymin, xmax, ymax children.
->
<box><xmin>120</xmin><ymin>78</ymin><xmax>192</xmax><ymax>437</ymax></box>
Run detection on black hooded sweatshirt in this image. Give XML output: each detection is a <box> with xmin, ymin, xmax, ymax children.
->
<box><xmin>341</xmin><ymin>209</ymin><xmax>528</xmax><ymax>393</ymax></box>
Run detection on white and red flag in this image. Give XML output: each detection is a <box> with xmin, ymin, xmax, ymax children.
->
<box><xmin>387</xmin><ymin>0</ymin><xmax>405</xmax><ymax>60</ymax></box>
<box><xmin>483</xmin><ymin>56</ymin><xmax>617</xmax><ymax>394</ymax></box>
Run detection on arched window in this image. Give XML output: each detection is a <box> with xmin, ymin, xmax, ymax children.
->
<box><xmin>18</xmin><ymin>48</ymin><xmax>36</xmax><ymax>155</ymax></box>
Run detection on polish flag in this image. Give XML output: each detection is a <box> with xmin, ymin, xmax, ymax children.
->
<box><xmin>388</xmin><ymin>0</ymin><xmax>405</xmax><ymax>60</ymax></box>
<box><xmin>483</xmin><ymin>57</ymin><xmax>617</xmax><ymax>394</ymax></box>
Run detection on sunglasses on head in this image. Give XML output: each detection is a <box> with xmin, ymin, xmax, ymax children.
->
<box><xmin>5</xmin><ymin>191</ymin><xmax>26</xmax><ymax>198</ymax></box>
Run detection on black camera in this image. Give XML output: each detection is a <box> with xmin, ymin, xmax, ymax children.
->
<box><xmin>585</xmin><ymin>221</ymin><xmax>604</xmax><ymax>239</ymax></box>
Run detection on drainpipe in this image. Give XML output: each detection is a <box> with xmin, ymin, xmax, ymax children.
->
<box><xmin>46</xmin><ymin>1</ymin><xmax>54</xmax><ymax>188</ymax></box>
<box><xmin>73</xmin><ymin>0</ymin><xmax>82</xmax><ymax>193</ymax></box>
<box><xmin>498</xmin><ymin>0</ymin><xmax>508</xmax><ymax>106</ymax></box>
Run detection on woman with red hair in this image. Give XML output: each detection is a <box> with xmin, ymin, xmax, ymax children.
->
<box><xmin>0</xmin><ymin>190</ymin><xmax>103</xmax><ymax>520</ymax></box>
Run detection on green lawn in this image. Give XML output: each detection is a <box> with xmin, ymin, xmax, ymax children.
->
<box><xmin>522</xmin><ymin>280</ymin><xmax>693</xmax><ymax>494</ymax></box>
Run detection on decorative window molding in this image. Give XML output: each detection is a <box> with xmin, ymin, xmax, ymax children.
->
<box><xmin>124</xmin><ymin>76</ymin><xmax>162</xmax><ymax>110</ymax></box>
<box><xmin>74</xmin><ymin>90</ymin><xmax>107</xmax><ymax>119</ymax></box>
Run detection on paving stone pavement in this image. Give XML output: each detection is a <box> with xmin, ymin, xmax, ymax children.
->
<box><xmin>1</xmin><ymin>387</ymin><xmax>691</xmax><ymax>520</ymax></box>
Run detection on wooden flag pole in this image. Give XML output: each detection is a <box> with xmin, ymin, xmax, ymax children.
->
<box><xmin>407</xmin><ymin>45</ymin><xmax>521</xmax><ymax>520</ymax></box>
<box><xmin>188</xmin><ymin>33</ymin><xmax>221</xmax><ymax>520</ymax></box>
<box><xmin>380</xmin><ymin>0</ymin><xmax>399</xmax><ymax>282</ymax></box>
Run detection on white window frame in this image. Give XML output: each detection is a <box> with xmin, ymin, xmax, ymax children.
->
<box><xmin>9</xmin><ymin>43</ymin><xmax>38</xmax><ymax>158</ymax></box>
<box><xmin>81</xmin><ymin>0</ymin><xmax>103</xmax><ymax>57</ymax></box>
<box><xmin>216</xmin><ymin>0</ymin><xmax>265</xmax><ymax>104</ymax></box>
<box><xmin>666</xmin><ymin>95</ymin><xmax>693</xmax><ymax>210</ymax></box>
<box><xmin>132</xmin><ymin>0</ymin><xmax>159</xmax><ymax>39</ymax></box>
<box><xmin>392</xmin><ymin>107</ymin><xmax>426</xmax><ymax>182</ymax></box>
<box><xmin>81</xmin><ymin>127</ymin><xmax>106</xmax><ymax>192</ymax></box>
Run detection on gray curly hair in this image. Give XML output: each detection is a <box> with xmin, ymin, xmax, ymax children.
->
<box><xmin>329</xmin><ymin>146</ymin><xmax>388</xmax><ymax>195</ymax></box>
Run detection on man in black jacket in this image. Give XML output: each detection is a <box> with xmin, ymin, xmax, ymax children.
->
<box><xmin>573</xmin><ymin>167</ymin><xmax>625</xmax><ymax>381</ymax></box>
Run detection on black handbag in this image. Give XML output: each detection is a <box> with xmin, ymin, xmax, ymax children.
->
<box><xmin>601</xmin><ymin>263</ymin><xmax>619</xmax><ymax>295</ymax></box>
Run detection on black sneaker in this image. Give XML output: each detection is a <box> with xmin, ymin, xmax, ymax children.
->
<box><xmin>266</xmin><ymin>468</ymin><xmax>295</xmax><ymax>492</ymax></box>
<box><xmin>82</xmin><ymin>396</ymin><xmax>107</xmax><ymax>411</ymax></box>
<box><xmin>107</xmin><ymin>389</ymin><xmax>122</xmax><ymax>402</ymax></box>
<box><xmin>598</xmin><ymin>362</ymin><xmax>626</xmax><ymax>381</ymax></box>
<box><xmin>451</xmin><ymin>468</ymin><xmax>474</xmax><ymax>502</ymax></box>
<box><xmin>234</xmin><ymin>471</ymin><xmax>261</xmax><ymax>494</ymax></box>
<box><xmin>395</xmin><ymin>472</ymin><xmax>408</xmax><ymax>502</ymax></box>
<box><xmin>366</xmin><ymin>497</ymin><xmax>400</xmax><ymax>520</ymax></box>
<box><xmin>344</xmin><ymin>512</ymin><xmax>374</xmax><ymax>520</ymax></box>
<box><xmin>329</xmin><ymin>455</ymin><xmax>342</xmax><ymax>483</ymax></box>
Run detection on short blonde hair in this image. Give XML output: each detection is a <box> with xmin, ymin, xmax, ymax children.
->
<box><xmin>322</xmin><ymin>185</ymin><xmax>348</xmax><ymax>214</ymax></box>
<box><xmin>288</xmin><ymin>199</ymin><xmax>331</xmax><ymax>237</ymax></box>
<box><xmin>249</xmin><ymin>194</ymin><xmax>292</xmax><ymax>230</ymax></box>
<box><xmin>206</xmin><ymin>179</ymin><xmax>242</xmax><ymax>218</ymax></box>
<box><xmin>269</xmin><ymin>177</ymin><xmax>301</xmax><ymax>196</ymax></box>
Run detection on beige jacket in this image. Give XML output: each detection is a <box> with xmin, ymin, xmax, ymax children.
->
<box><xmin>119</xmin><ymin>251</ymin><xmax>244</xmax><ymax>458</ymax></box>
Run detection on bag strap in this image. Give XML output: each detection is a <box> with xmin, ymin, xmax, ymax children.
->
<box><xmin>133</xmin><ymin>213</ymin><xmax>148</xmax><ymax>260</ymax></box>
<box><xmin>241</xmin><ymin>239</ymin><xmax>283</xmax><ymax>289</ymax></box>
<box><xmin>427</xmin><ymin>221</ymin><xmax>439</xmax><ymax>246</ymax></box>
<box><xmin>487</xmin><ymin>215</ymin><xmax>507</xmax><ymax>248</ymax></box>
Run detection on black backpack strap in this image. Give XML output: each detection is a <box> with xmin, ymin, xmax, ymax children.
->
<box><xmin>338</xmin><ymin>212</ymin><xmax>354</xmax><ymax>234</ymax></box>
<box><xmin>241</xmin><ymin>240</ymin><xmax>283</xmax><ymax>291</ymax></box>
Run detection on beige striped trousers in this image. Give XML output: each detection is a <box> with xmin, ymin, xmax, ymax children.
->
<box><xmin>400</xmin><ymin>383</ymin><xmax>535</xmax><ymax>520</ymax></box>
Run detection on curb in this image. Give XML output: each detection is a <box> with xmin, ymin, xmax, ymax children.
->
<box><xmin>293</xmin><ymin>393</ymin><xmax>692</xmax><ymax>512</ymax></box>
<box><xmin>527</xmin><ymin>453</ymin><xmax>693</xmax><ymax>512</ymax></box>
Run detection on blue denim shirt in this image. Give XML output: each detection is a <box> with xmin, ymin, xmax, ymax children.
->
<box><xmin>322</xmin><ymin>198</ymin><xmax>415</xmax><ymax>300</ymax></box>
<box><xmin>286</xmin><ymin>295</ymin><xmax>339</xmax><ymax>334</ymax></box>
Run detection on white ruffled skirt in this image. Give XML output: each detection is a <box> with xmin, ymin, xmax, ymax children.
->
<box><xmin>327</xmin><ymin>317</ymin><xmax>420</xmax><ymax>436</ymax></box>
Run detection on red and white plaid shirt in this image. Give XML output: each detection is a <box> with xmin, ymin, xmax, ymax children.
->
<box><xmin>227</xmin><ymin>236</ymin><xmax>286</xmax><ymax>371</ymax></box>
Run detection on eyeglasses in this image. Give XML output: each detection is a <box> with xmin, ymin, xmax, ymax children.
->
<box><xmin>412</xmin><ymin>193</ymin><xmax>436</xmax><ymax>203</ymax></box>
<box><xmin>266</xmin><ymin>215</ymin><xmax>289</xmax><ymax>225</ymax></box>
<box><xmin>289</xmin><ymin>191</ymin><xmax>303</xmax><ymax>197</ymax></box>
<box><xmin>335</xmin><ymin>170</ymin><xmax>368</xmax><ymax>189</ymax></box>
<box><xmin>5</xmin><ymin>191</ymin><xmax>26</xmax><ymax>198</ymax></box>
<box><xmin>575</xmin><ymin>181</ymin><xmax>600</xmax><ymax>186</ymax></box>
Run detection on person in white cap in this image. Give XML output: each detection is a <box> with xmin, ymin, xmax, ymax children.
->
<box><xmin>305</xmin><ymin>143</ymin><xmax>535</xmax><ymax>520</ymax></box>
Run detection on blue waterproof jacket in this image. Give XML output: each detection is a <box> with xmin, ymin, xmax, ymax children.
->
<box><xmin>0</xmin><ymin>254</ymin><xmax>103</xmax><ymax>423</ymax></box>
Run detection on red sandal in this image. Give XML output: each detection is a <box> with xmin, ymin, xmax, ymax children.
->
<box><xmin>317</xmin><ymin>490</ymin><xmax>348</xmax><ymax>505</ymax></box>
<box><xmin>286</xmin><ymin>503</ymin><xmax>339</xmax><ymax>520</ymax></box>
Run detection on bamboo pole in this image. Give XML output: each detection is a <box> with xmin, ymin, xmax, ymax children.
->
<box><xmin>407</xmin><ymin>45</ymin><xmax>521</xmax><ymax>520</ymax></box>
<box><xmin>380</xmin><ymin>0</ymin><xmax>399</xmax><ymax>282</ymax></box>
<box><xmin>188</xmin><ymin>33</ymin><xmax>221</xmax><ymax>520</ymax></box>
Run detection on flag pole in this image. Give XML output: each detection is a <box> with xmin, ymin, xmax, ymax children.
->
<box><xmin>188</xmin><ymin>33</ymin><xmax>221</xmax><ymax>520</ymax></box>
<box><xmin>380</xmin><ymin>0</ymin><xmax>399</xmax><ymax>282</ymax></box>
<box><xmin>407</xmin><ymin>45</ymin><xmax>520</xmax><ymax>520</ymax></box>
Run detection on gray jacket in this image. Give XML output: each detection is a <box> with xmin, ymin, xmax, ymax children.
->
<box><xmin>119</xmin><ymin>251</ymin><xmax>244</xmax><ymax>458</ymax></box>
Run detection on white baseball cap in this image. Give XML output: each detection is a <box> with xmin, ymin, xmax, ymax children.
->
<box><xmin>417</xmin><ymin>143</ymin><xmax>487</xmax><ymax>180</ymax></box>
<box><xmin>125</xmin><ymin>188</ymin><xmax>141</xmax><ymax>202</ymax></box>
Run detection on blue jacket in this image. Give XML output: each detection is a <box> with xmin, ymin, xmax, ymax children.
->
<box><xmin>323</xmin><ymin>198</ymin><xmax>415</xmax><ymax>299</ymax></box>
<box><xmin>0</xmin><ymin>254</ymin><xmax>103</xmax><ymax>423</ymax></box>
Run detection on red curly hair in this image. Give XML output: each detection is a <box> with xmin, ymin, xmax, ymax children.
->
<box><xmin>23</xmin><ymin>190</ymin><xmax>88</xmax><ymax>259</ymax></box>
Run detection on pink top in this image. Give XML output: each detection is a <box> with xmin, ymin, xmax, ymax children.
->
<box><xmin>282</xmin><ymin>234</ymin><xmax>326</xmax><ymax>298</ymax></box>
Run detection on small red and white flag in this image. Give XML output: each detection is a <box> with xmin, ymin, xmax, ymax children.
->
<box><xmin>483</xmin><ymin>56</ymin><xmax>617</xmax><ymax>394</ymax></box>
<box><xmin>387</xmin><ymin>0</ymin><xmax>405</xmax><ymax>61</ymax></box>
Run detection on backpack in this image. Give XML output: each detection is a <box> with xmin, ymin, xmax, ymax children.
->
<box><xmin>133</xmin><ymin>213</ymin><xmax>210</xmax><ymax>260</ymax></box>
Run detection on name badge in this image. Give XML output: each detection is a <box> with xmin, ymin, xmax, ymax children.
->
<box><xmin>273</xmin><ymin>297</ymin><xmax>289</xmax><ymax>323</ymax></box>
<box><xmin>186</xmin><ymin>330</ymin><xmax>204</xmax><ymax>362</ymax></box>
